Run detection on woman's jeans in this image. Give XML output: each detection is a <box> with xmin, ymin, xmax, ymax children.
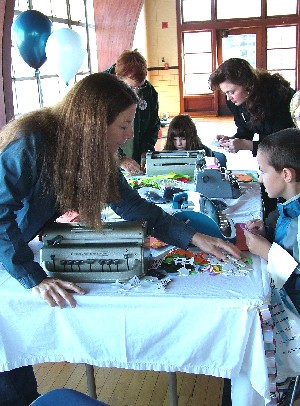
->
<box><xmin>0</xmin><ymin>366</ymin><xmax>39</xmax><ymax>406</ymax></box>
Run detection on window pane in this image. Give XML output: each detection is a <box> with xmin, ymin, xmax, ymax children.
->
<box><xmin>30</xmin><ymin>1</ymin><xmax>53</xmax><ymax>17</ymax></box>
<box><xmin>13</xmin><ymin>80</ymin><xmax>41</xmax><ymax>115</ymax></box>
<box><xmin>182</xmin><ymin>0</ymin><xmax>211</xmax><ymax>22</ymax></box>
<box><xmin>31</xmin><ymin>0</ymin><xmax>68</xmax><ymax>19</ymax></box>
<box><xmin>184</xmin><ymin>53</ymin><xmax>212</xmax><ymax>74</ymax></box>
<box><xmin>222</xmin><ymin>34</ymin><xmax>256</xmax><ymax>67</ymax></box>
<box><xmin>184</xmin><ymin>74</ymin><xmax>211</xmax><ymax>95</ymax></box>
<box><xmin>267</xmin><ymin>49</ymin><xmax>296</xmax><ymax>70</ymax></box>
<box><xmin>41</xmin><ymin>77</ymin><xmax>69</xmax><ymax>106</ymax></box>
<box><xmin>14</xmin><ymin>0</ymin><xmax>29</xmax><ymax>12</ymax></box>
<box><xmin>11</xmin><ymin>45</ymin><xmax>38</xmax><ymax>77</ymax></box>
<box><xmin>217</xmin><ymin>0</ymin><xmax>261</xmax><ymax>19</ymax></box>
<box><xmin>184</xmin><ymin>32</ymin><xmax>211</xmax><ymax>53</ymax></box>
<box><xmin>267</xmin><ymin>26</ymin><xmax>296</xmax><ymax>49</ymax></box>
<box><xmin>85</xmin><ymin>0</ymin><xmax>96</xmax><ymax>25</ymax></box>
<box><xmin>69</xmin><ymin>0</ymin><xmax>86</xmax><ymax>23</ymax></box>
<box><xmin>267</xmin><ymin>0</ymin><xmax>297</xmax><ymax>16</ymax></box>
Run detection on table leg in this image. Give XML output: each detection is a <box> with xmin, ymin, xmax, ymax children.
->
<box><xmin>85</xmin><ymin>364</ymin><xmax>97</xmax><ymax>399</ymax></box>
<box><xmin>168</xmin><ymin>372</ymin><xmax>178</xmax><ymax>406</ymax></box>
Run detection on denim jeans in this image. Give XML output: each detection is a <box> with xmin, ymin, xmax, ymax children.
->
<box><xmin>0</xmin><ymin>366</ymin><xmax>39</xmax><ymax>406</ymax></box>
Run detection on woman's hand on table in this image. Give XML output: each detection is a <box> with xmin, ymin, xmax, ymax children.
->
<box><xmin>216</xmin><ymin>135</ymin><xmax>230</xmax><ymax>143</ymax></box>
<box><xmin>120</xmin><ymin>157</ymin><xmax>144</xmax><ymax>175</ymax></box>
<box><xmin>191</xmin><ymin>232</ymin><xmax>241</xmax><ymax>260</ymax></box>
<box><xmin>32</xmin><ymin>278</ymin><xmax>86</xmax><ymax>308</ymax></box>
<box><xmin>243</xmin><ymin>230</ymin><xmax>271</xmax><ymax>261</ymax></box>
<box><xmin>219</xmin><ymin>138</ymin><xmax>253</xmax><ymax>153</ymax></box>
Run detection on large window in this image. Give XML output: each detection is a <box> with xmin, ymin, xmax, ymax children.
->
<box><xmin>12</xmin><ymin>0</ymin><xmax>98</xmax><ymax>116</ymax></box>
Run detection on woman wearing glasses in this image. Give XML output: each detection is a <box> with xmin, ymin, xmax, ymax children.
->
<box><xmin>104</xmin><ymin>49</ymin><xmax>161</xmax><ymax>175</ymax></box>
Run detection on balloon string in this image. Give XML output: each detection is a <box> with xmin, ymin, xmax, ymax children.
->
<box><xmin>35</xmin><ymin>69</ymin><xmax>44</xmax><ymax>108</ymax></box>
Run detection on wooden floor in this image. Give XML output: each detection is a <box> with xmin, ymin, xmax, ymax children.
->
<box><xmin>33</xmin><ymin>363</ymin><xmax>224</xmax><ymax>406</ymax></box>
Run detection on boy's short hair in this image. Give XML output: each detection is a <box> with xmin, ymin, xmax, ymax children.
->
<box><xmin>258</xmin><ymin>128</ymin><xmax>300</xmax><ymax>181</ymax></box>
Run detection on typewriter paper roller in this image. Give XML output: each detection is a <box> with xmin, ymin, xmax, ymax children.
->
<box><xmin>40</xmin><ymin>221</ymin><xmax>148</xmax><ymax>283</ymax></box>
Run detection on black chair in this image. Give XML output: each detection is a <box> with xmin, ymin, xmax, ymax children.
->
<box><xmin>30</xmin><ymin>389</ymin><xmax>109</xmax><ymax>406</ymax></box>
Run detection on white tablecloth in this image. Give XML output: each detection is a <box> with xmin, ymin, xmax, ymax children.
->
<box><xmin>0</xmin><ymin>254</ymin><xmax>270</xmax><ymax>405</ymax></box>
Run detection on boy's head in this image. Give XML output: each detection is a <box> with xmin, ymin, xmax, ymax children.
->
<box><xmin>257</xmin><ymin>128</ymin><xmax>300</xmax><ymax>200</ymax></box>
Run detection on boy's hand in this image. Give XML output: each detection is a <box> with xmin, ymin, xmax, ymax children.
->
<box><xmin>245</xmin><ymin>219</ymin><xmax>266</xmax><ymax>236</ymax></box>
<box><xmin>244</xmin><ymin>230</ymin><xmax>271</xmax><ymax>260</ymax></box>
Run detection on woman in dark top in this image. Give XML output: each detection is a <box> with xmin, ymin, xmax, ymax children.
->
<box><xmin>209</xmin><ymin>58</ymin><xmax>295</xmax><ymax>156</ymax></box>
<box><xmin>209</xmin><ymin>58</ymin><xmax>295</xmax><ymax>216</ymax></box>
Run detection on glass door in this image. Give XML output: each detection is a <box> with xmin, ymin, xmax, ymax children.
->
<box><xmin>216</xmin><ymin>27</ymin><xmax>263</xmax><ymax>115</ymax></box>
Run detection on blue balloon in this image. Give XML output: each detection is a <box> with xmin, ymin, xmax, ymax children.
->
<box><xmin>12</xmin><ymin>10</ymin><xmax>52</xmax><ymax>70</ymax></box>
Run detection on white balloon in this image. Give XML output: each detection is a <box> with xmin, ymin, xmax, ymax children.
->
<box><xmin>45</xmin><ymin>28</ymin><xmax>86</xmax><ymax>85</ymax></box>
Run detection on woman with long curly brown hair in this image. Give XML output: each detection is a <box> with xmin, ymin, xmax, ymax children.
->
<box><xmin>0</xmin><ymin>72</ymin><xmax>240</xmax><ymax>406</ymax></box>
